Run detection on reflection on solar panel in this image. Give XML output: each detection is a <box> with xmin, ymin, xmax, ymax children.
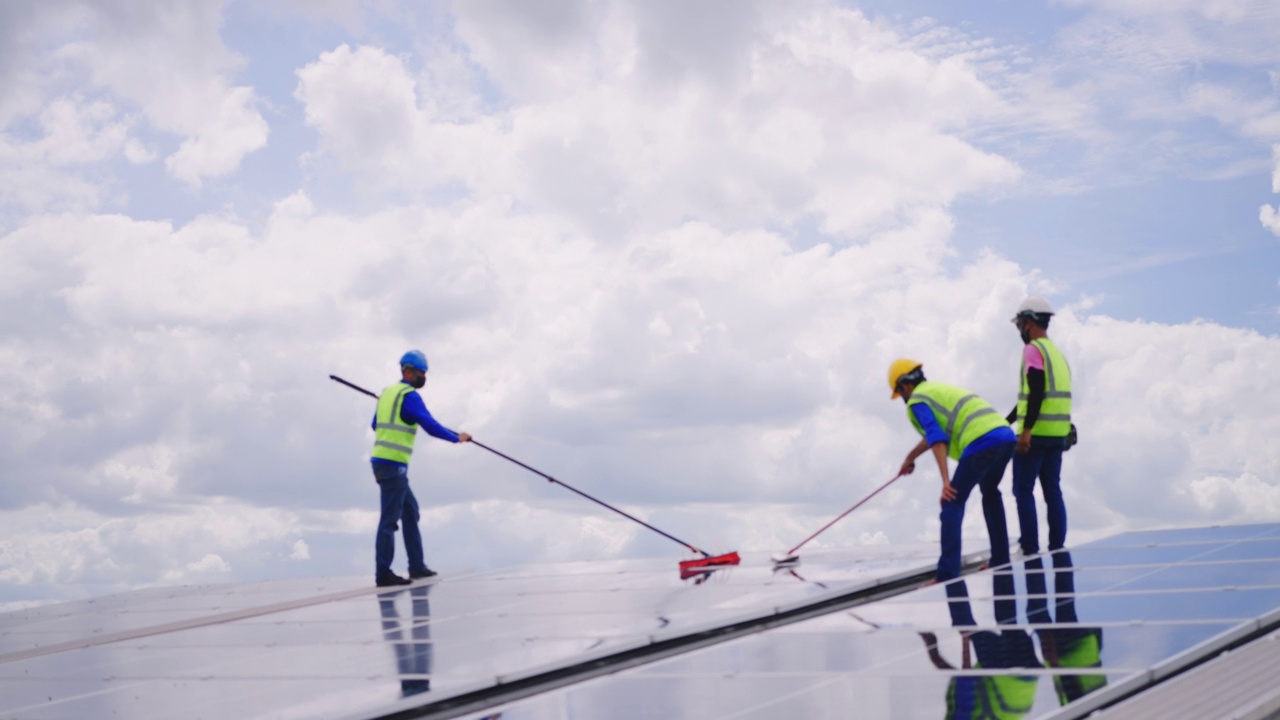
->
<box><xmin>1</xmin><ymin>525</ymin><xmax>1277</xmax><ymax>720</ymax></box>
<box><xmin>458</xmin><ymin>524</ymin><xmax>1280</xmax><ymax>720</ymax></box>
<box><xmin>0</xmin><ymin>544</ymin><xmax>958</xmax><ymax>719</ymax></box>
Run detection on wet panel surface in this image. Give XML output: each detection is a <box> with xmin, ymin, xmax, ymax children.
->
<box><xmin>472</xmin><ymin>524</ymin><xmax>1280</xmax><ymax>720</ymax></box>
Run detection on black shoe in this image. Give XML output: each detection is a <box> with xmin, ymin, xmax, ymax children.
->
<box><xmin>409</xmin><ymin>568</ymin><xmax>438</xmax><ymax>580</ymax></box>
<box><xmin>376</xmin><ymin>573</ymin><xmax>412</xmax><ymax>587</ymax></box>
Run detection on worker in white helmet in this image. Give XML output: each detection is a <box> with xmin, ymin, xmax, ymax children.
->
<box><xmin>1008</xmin><ymin>297</ymin><xmax>1073</xmax><ymax>557</ymax></box>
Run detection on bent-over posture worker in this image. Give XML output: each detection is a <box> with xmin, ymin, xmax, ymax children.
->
<box><xmin>370</xmin><ymin>350</ymin><xmax>471</xmax><ymax>587</ymax></box>
<box><xmin>890</xmin><ymin>359</ymin><xmax>1015</xmax><ymax>582</ymax></box>
<box><xmin>1007</xmin><ymin>297</ymin><xmax>1072</xmax><ymax>556</ymax></box>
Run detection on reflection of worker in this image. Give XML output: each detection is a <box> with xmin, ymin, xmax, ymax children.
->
<box><xmin>1026</xmin><ymin>552</ymin><xmax>1106</xmax><ymax>706</ymax></box>
<box><xmin>371</xmin><ymin>350</ymin><xmax>472</xmax><ymax>587</ymax></box>
<box><xmin>1006</xmin><ymin>298</ymin><xmax>1072</xmax><ymax>556</ymax></box>
<box><xmin>378</xmin><ymin>584</ymin><xmax>434</xmax><ymax>697</ymax></box>
<box><xmin>890</xmin><ymin>359</ymin><xmax>1015</xmax><ymax>582</ymax></box>
<box><xmin>920</xmin><ymin>576</ymin><xmax>1040</xmax><ymax>719</ymax></box>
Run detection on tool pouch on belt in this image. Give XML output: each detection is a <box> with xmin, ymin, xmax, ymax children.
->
<box><xmin>1065</xmin><ymin>423</ymin><xmax>1078</xmax><ymax>451</ymax></box>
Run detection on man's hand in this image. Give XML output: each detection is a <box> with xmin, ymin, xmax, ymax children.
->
<box><xmin>1016</xmin><ymin>429</ymin><xmax>1032</xmax><ymax>455</ymax></box>
<box><xmin>900</xmin><ymin>458</ymin><xmax>916</xmax><ymax>476</ymax></box>
<box><xmin>457</xmin><ymin>432</ymin><xmax>472</xmax><ymax>443</ymax></box>
<box><xmin>940</xmin><ymin>480</ymin><xmax>957</xmax><ymax>503</ymax></box>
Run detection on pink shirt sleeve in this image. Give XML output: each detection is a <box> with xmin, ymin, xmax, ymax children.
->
<box><xmin>1023</xmin><ymin>344</ymin><xmax>1045</xmax><ymax>372</ymax></box>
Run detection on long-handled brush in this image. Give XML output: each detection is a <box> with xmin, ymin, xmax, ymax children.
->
<box><xmin>772</xmin><ymin>472</ymin><xmax>904</xmax><ymax>568</ymax></box>
<box><xmin>330</xmin><ymin>374</ymin><xmax>740</xmax><ymax>576</ymax></box>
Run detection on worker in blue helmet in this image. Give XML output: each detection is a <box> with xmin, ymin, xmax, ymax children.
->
<box><xmin>370</xmin><ymin>350</ymin><xmax>471</xmax><ymax>587</ymax></box>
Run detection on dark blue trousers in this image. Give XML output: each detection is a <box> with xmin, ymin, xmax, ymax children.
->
<box><xmin>373</xmin><ymin>462</ymin><xmax>429</xmax><ymax>579</ymax></box>
<box><xmin>937</xmin><ymin>441</ymin><xmax>1014</xmax><ymax>581</ymax></box>
<box><xmin>1012</xmin><ymin>436</ymin><xmax>1068</xmax><ymax>554</ymax></box>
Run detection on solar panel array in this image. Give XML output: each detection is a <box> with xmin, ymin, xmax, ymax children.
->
<box><xmin>459</xmin><ymin>523</ymin><xmax>1280</xmax><ymax>720</ymax></box>
<box><xmin>1</xmin><ymin>524</ymin><xmax>1277</xmax><ymax>720</ymax></box>
<box><xmin>0</xmin><ymin>543</ymin><xmax>948</xmax><ymax>719</ymax></box>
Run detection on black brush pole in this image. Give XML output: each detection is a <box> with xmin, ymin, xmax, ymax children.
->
<box><xmin>469</xmin><ymin>439</ymin><xmax>708</xmax><ymax>557</ymax></box>
<box><xmin>329</xmin><ymin>374</ymin><xmax>710</xmax><ymax>557</ymax></box>
<box><xmin>330</xmin><ymin>374</ymin><xmax>379</xmax><ymax>399</ymax></box>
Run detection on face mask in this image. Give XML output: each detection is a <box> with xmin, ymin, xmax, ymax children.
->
<box><xmin>1017</xmin><ymin>319</ymin><xmax>1032</xmax><ymax>344</ymax></box>
<box><xmin>410</xmin><ymin>373</ymin><xmax>426</xmax><ymax>389</ymax></box>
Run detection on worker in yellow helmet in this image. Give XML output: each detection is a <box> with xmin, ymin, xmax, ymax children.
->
<box><xmin>889</xmin><ymin>359</ymin><xmax>1015</xmax><ymax>581</ymax></box>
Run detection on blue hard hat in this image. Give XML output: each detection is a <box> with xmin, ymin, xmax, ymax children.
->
<box><xmin>399</xmin><ymin>350</ymin><xmax>428</xmax><ymax>371</ymax></box>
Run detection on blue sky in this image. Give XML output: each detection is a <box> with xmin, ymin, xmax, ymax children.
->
<box><xmin>1</xmin><ymin>0</ymin><xmax>1278</xmax><ymax>606</ymax></box>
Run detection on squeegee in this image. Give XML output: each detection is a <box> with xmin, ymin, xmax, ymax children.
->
<box><xmin>330</xmin><ymin>374</ymin><xmax>740</xmax><ymax>576</ymax></box>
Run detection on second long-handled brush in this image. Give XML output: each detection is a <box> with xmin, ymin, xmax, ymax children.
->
<box><xmin>772</xmin><ymin>471</ymin><xmax>904</xmax><ymax>568</ymax></box>
<box><xmin>330</xmin><ymin>374</ymin><xmax>740</xmax><ymax>576</ymax></box>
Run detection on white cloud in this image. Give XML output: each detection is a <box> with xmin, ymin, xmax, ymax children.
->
<box><xmin>289</xmin><ymin>539</ymin><xmax>311</xmax><ymax>561</ymax></box>
<box><xmin>1013</xmin><ymin>0</ymin><xmax>1280</xmax><ymax>190</ymax></box>
<box><xmin>294</xmin><ymin>3</ymin><xmax>1020</xmax><ymax>238</ymax></box>
<box><xmin>0</xmin><ymin>96</ymin><xmax>132</xmax><ymax>213</ymax></box>
<box><xmin>1272</xmin><ymin>144</ymin><xmax>1280</xmax><ymax>193</ymax></box>
<box><xmin>1262</xmin><ymin>203</ymin><xmax>1280</xmax><ymax>237</ymax></box>
<box><xmin>165</xmin><ymin>86</ymin><xmax>268</xmax><ymax>186</ymax></box>
<box><xmin>0</xmin><ymin>0</ymin><xmax>267</xmax><ymax>204</ymax></box>
<box><xmin>1262</xmin><ymin>144</ymin><xmax>1280</xmax><ymax>237</ymax></box>
<box><xmin>161</xmin><ymin>553</ymin><xmax>231</xmax><ymax>582</ymax></box>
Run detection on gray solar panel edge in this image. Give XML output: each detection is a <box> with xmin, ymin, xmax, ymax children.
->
<box><xmin>336</xmin><ymin>553</ymin><xmax>986</xmax><ymax>720</ymax></box>
<box><xmin>1039</xmin><ymin>603</ymin><xmax>1280</xmax><ymax>720</ymax></box>
<box><xmin>1094</xmin><ymin>630</ymin><xmax>1280</xmax><ymax>720</ymax></box>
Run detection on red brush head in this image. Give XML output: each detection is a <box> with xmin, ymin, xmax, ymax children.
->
<box><xmin>678</xmin><ymin>551</ymin><xmax>741</xmax><ymax>578</ymax></box>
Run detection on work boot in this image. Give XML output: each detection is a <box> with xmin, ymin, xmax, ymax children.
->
<box><xmin>376</xmin><ymin>572</ymin><xmax>412</xmax><ymax>587</ymax></box>
<box><xmin>409</xmin><ymin>567</ymin><xmax>437</xmax><ymax>580</ymax></box>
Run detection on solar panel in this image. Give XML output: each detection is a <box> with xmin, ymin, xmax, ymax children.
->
<box><xmin>5</xmin><ymin>525</ymin><xmax>1276</xmax><ymax>719</ymax></box>
<box><xmin>460</xmin><ymin>524</ymin><xmax>1280</xmax><ymax>720</ymax></box>
<box><xmin>0</xmin><ymin>543</ymin><xmax>952</xmax><ymax>720</ymax></box>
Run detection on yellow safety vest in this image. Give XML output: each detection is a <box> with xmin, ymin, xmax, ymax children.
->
<box><xmin>1016</xmin><ymin>338</ymin><xmax>1072</xmax><ymax>437</ymax></box>
<box><xmin>1051</xmin><ymin>631</ymin><xmax>1107</xmax><ymax>705</ymax></box>
<box><xmin>908</xmin><ymin>381</ymin><xmax>1009</xmax><ymax>461</ymax></box>
<box><xmin>947</xmin><ymin>674</ymin><xmax>1039</xmax><ymax>720</ymax></box>
<box><xmin>371</xmin><ymin>383</ymin><xmax>417</xmax><ymax>464</ymax></box>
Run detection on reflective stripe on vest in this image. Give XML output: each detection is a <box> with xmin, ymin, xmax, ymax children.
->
<box><xmin>1016</xmin><ymin>338</ymin><xmax>1072</xmax><ymax>437</ymax></box>
<box><xmin>371</xmin><ymin>383</ymin><xmax>417</xmax><ymax>464</ymax></box>
<box><xmin>908</xmin><ymin>381</ymin><xmax>1010</xmax><ymax>461</ymax></box>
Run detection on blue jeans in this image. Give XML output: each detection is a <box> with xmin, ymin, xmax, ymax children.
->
<box><xmin>937</xmin><ymin>441</ymin><xmax>1013</xmax><ymax>582</ymax></box>
<box><xmin>373</xmin><ymin>463</ymin><xmax>429</xmax><ymax>578</ymax></box>
<box><xmin>1012</xmin><ymin>436</ymin><xmax>1067</xmax><ymax>554</ymax></box>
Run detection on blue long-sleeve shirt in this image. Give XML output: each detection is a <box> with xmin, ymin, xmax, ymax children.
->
<box><xmin>371</xmin><ymin>381</ymin><xmax>460</xmax><ymax>467</ymax></box>
<box><xmin>911</xmin><ymin>403</ymin><xmax>1014</xmax><ymax>459</ymax></box>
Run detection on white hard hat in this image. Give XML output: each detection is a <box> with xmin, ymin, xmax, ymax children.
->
<box><xmin>1012</xmin><ymin>296</ymin><xmax>1055</xmax><ymax>323</ymax></box>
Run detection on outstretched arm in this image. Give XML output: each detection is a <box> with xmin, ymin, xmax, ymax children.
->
<box><xmin>930</xmin><ymin>442</ymin><xmax>954</xmax><ymax>501</ymax></box>
<box><xmin>399</xmin><ymin>391</ymin><xmax>464</xmax><ymax>442</ymax></box>
<box><xmin>906</xmin><ymin>404</ymin><xmax>953</xmax><ymax>501</ymax></box>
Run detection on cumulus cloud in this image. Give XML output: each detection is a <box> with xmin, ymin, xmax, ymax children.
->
<box><xmin>0</xmin><ymin>0</ymin><xmax>267</xmax><ymax>210</ymax></box>
<box><xmin>295</xmin><ymin>2</ymin><xmax>1019</xmax><ymax>238</ymax></box>
<box><xmin>0</xmin><ymin>95</ymin><xmax>139</xmax><ymax>218</ymax></box>
<box><xmin>1262</xmin><ymin>204</ymin><xmax>1280</xmax><ymax>237</ymax></box>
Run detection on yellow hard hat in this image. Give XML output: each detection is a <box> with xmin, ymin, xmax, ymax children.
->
<box><xmin>888</xmin><ymin>358</ymin><xmax>923</xmax><ymax>399</ymax></box>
